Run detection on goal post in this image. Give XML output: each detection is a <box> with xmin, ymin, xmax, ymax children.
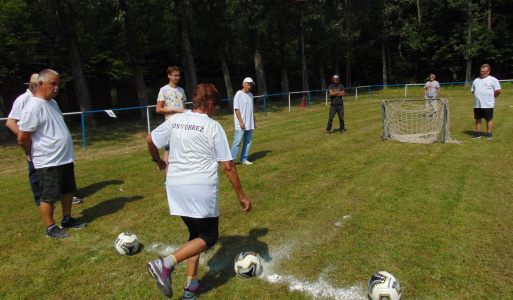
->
<box><xmin>381</xmin><ymin>98</ymin><xmax>461</xmax><ymax>144</ymax></box>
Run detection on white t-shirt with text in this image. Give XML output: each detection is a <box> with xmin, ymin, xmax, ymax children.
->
<box><xmin>151</xmin><ymin>110</ymin><xmax>232</xmax><ymax>217</ymax></box>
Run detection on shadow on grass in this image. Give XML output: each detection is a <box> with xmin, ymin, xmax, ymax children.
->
<box><xmin>75</xmin><ymin>180</ymin><xmax>124</xmax><ymax>198</ymax></box>
<box><xmin>462</xmin><ymin>130</ymin><xmax>479</xmax><ymax>137</ymax></box>
<box><xmin>203</xmin><ymin>228</ymin><xmax>271</xmax><ymax>289</ymax></box>
<box><xmin>247</xmin><ymin>150</ymin><xmax>272</xmax><ymax>163</ymax></box>
<box><xmin>80</xmin><ymin>195</ymin><xmax>144</xmax><ymax>224</ymax></box>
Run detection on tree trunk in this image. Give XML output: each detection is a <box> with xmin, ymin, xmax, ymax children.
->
<box><xmin>345</xmin><ymin>0</ymin><xmax>351</xmax><ymax>87</ymax></box>
<box><xmin>300</xmin><ymin>9</ymin><xmax>309</xmax><ymax>93</ymax></box>
<box><xmin>132</xmin><ymin>62</ymin><xmax>148</xmax><ymax>120</ymax></box>
<box><xmin>417</xmin><ymin>0</ymin><xmax>422</xmax><ymax>23</ymax></box>
<box><xmin>58</xmin><ymin>0</ymin><xmax>94</xmax><ymax>126</ymax></box>
<box><xmin>217</xmin><ymin>44</ymin><xmax>234</xmax><ymax>108</ymax></box>
<box><xmin>487</xmin><ymin>0</ymin><xmax>492</xmax><ymax>30</ymax></box>
<box><xmin>319</xmin><ymin>60</ymin><xmax>326</xmax><ymax>90</ymax></box>
<box><xmin>176</xmin><ymin>0</ymin><xmax>197</xmax><ymax>101</ymax></box>
<box><xmin>253</xmin><ymin>37</ymin><xmax>267</xmax><ymax>96</ymax></box>
<box><xmin>281</xmin><ymin>66</ymin><xmax>289</xmax><ymax>100</ymax></box>
<box><xmin>465</xmin><ymin>1</ymin><xmax>473</xmax><ymax>83</ymax></box>
<box><xmin>381</xmin><ymin>40</ymin><xmax>387</xmax><ymax>87</ymax></box>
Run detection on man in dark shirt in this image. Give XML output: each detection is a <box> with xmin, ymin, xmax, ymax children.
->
<box><xmin>326</xmin><ymin>75</ymin><xmax>346</xmax><ymax>135</ymax></box>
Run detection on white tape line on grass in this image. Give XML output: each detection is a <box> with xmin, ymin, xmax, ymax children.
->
<box><xmin>266</xmin><ymin>274</ymin><xmax>365</xmax><ymax>300</ymax></box>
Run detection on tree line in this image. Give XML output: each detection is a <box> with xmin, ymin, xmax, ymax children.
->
<box><xmin>1</xmin><ymin>0</ymin><xmax>512</xmax><ymax>118</ymax></box>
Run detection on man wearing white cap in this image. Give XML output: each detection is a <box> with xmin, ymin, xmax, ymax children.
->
<box><xmin>6</xmin><ymin>74</ymin><xmax>41</xmax><ymax>206</ymax></box>
<box><xmin>326</xmin><ymin>75</ymin><xmax>346</xmax><ymax>135</ymax></box>
<box><xmin>231</xmin><ymin>77</ymin><xmax>257</xmax><ymax>165</ymax></box>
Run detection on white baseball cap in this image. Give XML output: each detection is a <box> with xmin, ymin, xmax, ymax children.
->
<box><xmin>332</xmin><ymin>75</ymin><xmax>339</xmax><ymax>79</ymax></box>
<box><xmin>243</xmin><ymin>77</ymin><xmax>255</xmax><ymax>84</ymax></box>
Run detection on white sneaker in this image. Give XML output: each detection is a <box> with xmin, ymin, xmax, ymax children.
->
<box><xmin>241</xmin><ymin>160</ymin><xmax>253</xmax><ymax>165</ymax></box>
<box><xmin>72</xmin><ymin>197</ymin><xmax>83</xmax><ymax>204</ymax></box>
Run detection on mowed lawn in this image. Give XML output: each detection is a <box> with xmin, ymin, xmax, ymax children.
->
<box><xmin>1</xmin><ymin>84</ymin><xmax>512</xmax><ymax>299</ymax></box>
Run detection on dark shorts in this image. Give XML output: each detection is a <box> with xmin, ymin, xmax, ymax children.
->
<box><xmin>36</xmin><ymin>163</ymin><xmax>77</xmax><ymax>203</ymax></box>
<box><xmin>180</xmin><ymin>216</ymin><xmax>219</xmax><ymax>250</ymax></box>
<box><xmin>474</xmin><ymin>108</ymin><xmax>494</xmax><ymax>121</ymax></box>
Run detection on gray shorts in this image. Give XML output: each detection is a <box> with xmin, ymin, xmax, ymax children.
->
<box><xmin>36</xmin><ymin>163</ymin><xmax>77</xmax><ymax>203</ymax></box>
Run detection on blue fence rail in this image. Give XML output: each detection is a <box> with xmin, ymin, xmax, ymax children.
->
<box><xmin>3</xmin><ymin>80</ymin><xmax>511</xmax><ymax>149</ymax></box>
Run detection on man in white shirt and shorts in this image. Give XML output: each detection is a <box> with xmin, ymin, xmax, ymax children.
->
<box><xmin>18</xmin><ymin>69</ymin><xmax>86</xmax><ymax>239</ymax></box>
<box><xmin>471</xmin><ymin>64</ymin><xmax>501</xmax><ymax>139</ymax></box>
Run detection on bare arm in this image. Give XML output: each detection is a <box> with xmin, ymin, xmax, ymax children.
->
<box><xmin>156</xmin><ymin>101</ymin><xmax>183</xmax><ymax>115</ymax></box>
<box><xmin>146</xmin><ymin>134</ymin><xmax>167</xmax><ymax>170</ymax></box>
<box><xmin>18</xmin><ymin>131</ymin><xmax>33</xmax><ymax>160</ymax></box>
<box><xmin>221</xmin><ymin>160</ymin><xmax>252</xmax><ymax>213</ymax></box>
<box><xmin>495</xmin><ymin>89</ymin><xmax>501</xmax><ymax>98</ymax></box>
<box><xmin>6</xmin><ymin>119</ymin><xmax>20</xmax><ymax>135</ymax></box>
<box><xmin>235</xmin><ymin>109</ymin><xmax>245</xmax><ymax>129</ymax></box>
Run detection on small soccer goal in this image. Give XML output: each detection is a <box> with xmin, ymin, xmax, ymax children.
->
<box><xmin>381</xmin><ymin>98</ymin><xmax>461</xmax><ymax>144</ymax></box>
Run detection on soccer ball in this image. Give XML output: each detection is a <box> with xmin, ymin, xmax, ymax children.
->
<box><xmin>368</xmin><ymin>271</ymin><xmax>402</xmax><ymax>300</ymax></box>
<box><xmin>234</xmin><ymin>251</ymin><xmax>262</xmax><ymax>278</ymax></box>
<box><xmin>114</xmin><ymin>232</ymin><xmax>139</xmax><ymax>255</ymax></box>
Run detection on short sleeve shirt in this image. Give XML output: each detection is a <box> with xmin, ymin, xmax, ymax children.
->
<box><xmin>424</xmin><ymin>81</ymin><xmax>440</xmax><ymax>98</ymax></box>
<box><xmin>157</xmin><ymin>85</ymin><xmax>187</xmax><ymax>120</ymax></box>
<box><xmin>471</xmin><ymin>76</ymin><xmax>501</xmax><ymax>108</ymax></box>
<box><xmin>329</xmin><ymin>83</ymin><xmax>344</xmax><ymax>106</ymax></box>
<box><xmin>233</xmin><ymin>91</ymin><xmax>255</xmax><ymax>130</ymax></box>
<box><xmin>151</xmin><ymin>111</ymin><xmax>232</xmax><ymax>218</ymax></box>
<box><xmin>18</xmin><ymin>97</ymin><xmax>75</xmax><ymax>169</ymax></box>
<box><xmin>8</xmin><ymin>89</ymin><xmax>33</xmax><ymax>121</ymax></box>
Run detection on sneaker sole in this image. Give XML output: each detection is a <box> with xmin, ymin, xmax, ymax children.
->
<box><xmin>183</xmin><ymin>282</ymin><xmax>211</xmax><ymax>300</ymax></box>
<box><xmin>61</xmin><ymin>224</ymin><xmax>87</xmax><ymax>230</ymax></box>
<box><xmin>147</xmin><ymin>262</ymin><xmax>173</xmax><ymax>298</ymax></box>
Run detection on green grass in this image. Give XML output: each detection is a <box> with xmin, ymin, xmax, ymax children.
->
<box><xmin>1</xmin><ymin>84</ymin><xmax>513</xmax><ymax>299</ymax></box>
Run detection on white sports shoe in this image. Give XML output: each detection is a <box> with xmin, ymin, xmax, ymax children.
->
<box><xmin>241</xmin><ymin>160</ymin><xmax>253</xmax><ymax>165</ymax></box>
<box><xmin>72</xmin><ymin>197</ymin><xmax>83</xmax><ymax>204</ymax></box>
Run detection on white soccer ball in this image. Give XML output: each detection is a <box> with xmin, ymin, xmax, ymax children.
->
<box><xmin>368</xmin><ymin>271</ymin><xmax>402</xmax><ymax>300</ymax></box>
<box><xmin>114</xmin><ymin>232</ymin><xmax>140</xmax><ymax>255</ymax></box>
<box><xmin>234</xmin><ymin>251</ymin><xmax>262</xmax><ymax>278</ymax></box>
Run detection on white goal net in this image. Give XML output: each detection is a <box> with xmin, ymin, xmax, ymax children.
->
<box><xmin>381</xmin><ymin>98</ymin><xmax>461</xmax><ymax>144</ymax></box>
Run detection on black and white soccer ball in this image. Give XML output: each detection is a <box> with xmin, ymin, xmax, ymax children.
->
<box><xmin>234</xmin><ymin>251</ymin><xmax>263</xmax><ymax>278</ymax></box>
<box><xmin>114</xmin><ymin>232</ymin><xmax>139</xmax><ymax>255</ymax></box>
<box><xmin>368</xmin><ymin>271</ymin><xmax>402</xmax><ymax>300</ymax></box>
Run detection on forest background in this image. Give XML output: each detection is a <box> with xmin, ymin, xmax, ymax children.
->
<box><xmin>1</xmin><ymin>0</ymin><xmax>512</xmax><ymax>135</ymax></box>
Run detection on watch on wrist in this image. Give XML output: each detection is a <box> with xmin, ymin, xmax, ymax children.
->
<box><xmin>151</xmin><ymin>158</ymin><xmax>161</xmax><ymax>162</ymax></box>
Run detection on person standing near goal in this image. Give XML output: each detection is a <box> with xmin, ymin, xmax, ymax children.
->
<box><xmin>326</xmin><ymin>75</ymin><xmax>346</xmax><ymax>135</ymax></box>
<box><xmin>424</xmin><ymin>73</ymin><xmax>441</xmax><ymax>118</ymax></box>
<box><xmin>156</xmin><ymin>66</ymin><xmax>187</xmax><ymax>171</ymax></box>
<box><xmin>471</xmin><ymin>64</ymin><xmax>501</xmax><ymax>140</ymax></box>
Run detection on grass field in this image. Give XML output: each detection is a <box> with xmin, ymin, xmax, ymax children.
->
<box><xmin>1</xmin><ymin>84</ymin><xmax>513</xmax><ymax>299</ymax></box>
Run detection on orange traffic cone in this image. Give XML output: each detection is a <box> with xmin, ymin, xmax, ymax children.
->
<box><xmin>300</xmin><ymin>96</ymin><xmax>306</xmax><ymax>108</ymax></box>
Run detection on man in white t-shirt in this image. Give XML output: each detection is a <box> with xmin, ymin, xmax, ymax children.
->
<box><xmin>146</xmin><ymin>83</ymin><xmax>252</xmax><ymax>299</ymax></box>
<box><xmin>18</xmin><ymin>69</ymin><xmax>86</xmax><ymax>239</ymax></box>
<box><xmin>6</xmin><ymin>74</ymin><xmax>83</xmax><ymax>207</ymax></box>
<box><xmin>231</xmin><ymin>77</ymin><xmax>257</xmax><ymax>165</ymax></box>
<box><xmin>156</xmin><ymin>66</ymin><xmax>187</xmax><ymax>172</ymax></box>
<box><xmin>470</xmin><ymin>64</ymin><xmax>501</xmax><ymax>139</ymax></box>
